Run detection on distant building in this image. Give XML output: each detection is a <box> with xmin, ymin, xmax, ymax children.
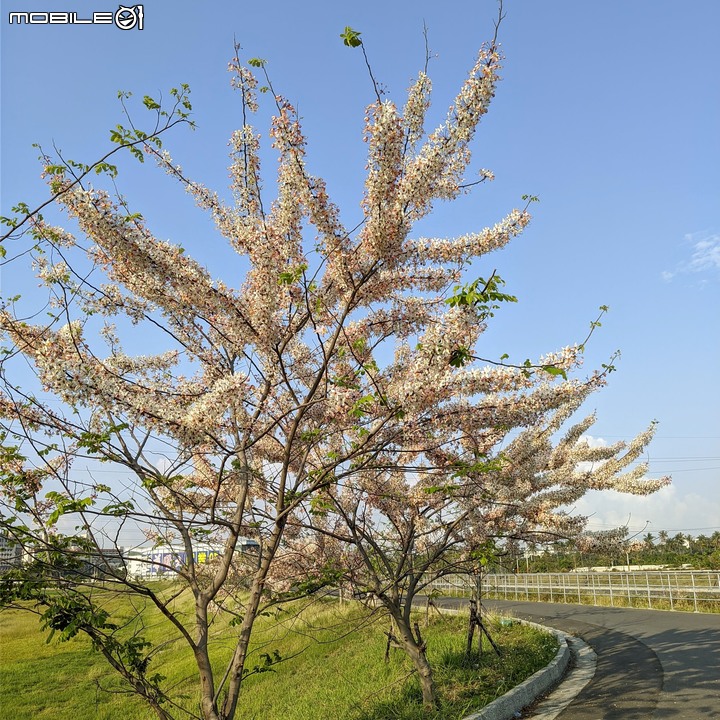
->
<box><xmin>125</xmin><ymin>538</ymin><xmax>260</xmax><ymax>579</ymax></box>
<box><xmin>86</xmin><ymin>547</ymin><xmax>127</xmax><ymax>579</ymax></box>
<box><xmin>0</xmin><ymin>532</ymin><xmax>22</xmax><ymax>573</ymax></box>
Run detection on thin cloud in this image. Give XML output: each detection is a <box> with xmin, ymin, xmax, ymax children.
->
<box><xmin>662</xmin><ymin>231</ymin><xmax>720</xmax><ymax>281</ymax></box>
<box><xmin>573</xmin><ymin>485</ymin><xmax>720</xmax><ymax>537</ymax></box>
<box><xmin>580</xmin><ymin>435</ymin><xmax>607</xmax><ymax>449</ymax></box>
<box><xmin>687</xmin><ymin>233</ymin><xmax>720</xmax><ymax>272</ymax></box>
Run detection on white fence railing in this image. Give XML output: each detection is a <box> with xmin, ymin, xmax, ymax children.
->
<box><xmin>427</xmin><ymin>571</ymin><xmax>720</xmax><ymax>612</ymax></box>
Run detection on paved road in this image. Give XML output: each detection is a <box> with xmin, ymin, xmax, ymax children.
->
<box><xmin>435</xmin><ymin>598</ymin><xmax>720</xmax><ymax>719</ymax></box>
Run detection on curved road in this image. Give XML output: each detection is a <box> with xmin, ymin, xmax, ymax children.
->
<box><xmin>435</xmin><ymin>598</ymin><xmax>720</xmax><ymax>719</ymax></box>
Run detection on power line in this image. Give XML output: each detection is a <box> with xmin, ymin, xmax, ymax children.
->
<box><xmin>594</xmin><ymin>435</ymin><xmax>720</xmax><ymax>440</ymax></box>
<box><xmin>647</xmin><ymin>467</ymin><xmax>720</xmax><ymax>473</ymax></box>
<box><xmin>647</xmin><ymin>457</ymin><xmax>720</xmax><ymax>461</ymax></box>
<box><xmin>585</xmin><ymin>521</ymin><xmax>720</xmax><ymax>533</ymax></box>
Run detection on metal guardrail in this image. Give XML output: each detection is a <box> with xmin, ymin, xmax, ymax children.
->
<box><xmin>427</xmin><ymin>571</ymin><xmax>720</xmax><ymax>612</ymax></box>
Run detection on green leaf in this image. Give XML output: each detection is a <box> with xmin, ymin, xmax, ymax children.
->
<box><xmin>349</xmin><ymin>394</ymin><xmax>374</xmax><ymax>419</ymax></box>
<box><xmin>12</xmin><ymin>202</ymin><xmax>31</xmax><ymax>215</ymax></box>
<box><xmin>94</xmin><ymin>162</ymin><xmax>118</xmax><ymax>178</ymax></box>
<box><xmin>541</xmin><ymin>365</ymin><xmax>567</xmax><ymax>380</ymax></box>
<box><xmin>277</xmin><ymin>263</ymin><xmax>307</xmax><ymax>286</ymax></box>
<box><xmin>129</xmin><ymin>146</ymin><xmax>145</xmax><ymax>163</ymax></box>
<box><xmin>449</xmin><ymin>347</ymin><xmax>471</xmax><ymax>368</ymax></box>
<box><xmin>248</xmin><ymin>58</ymin><xmax>266</xmax><ymax>68</ymax></box>
<box><xmin>445</xmin><ymin>275</ymin><xmax>517</xmax><ymax>316</ymax></box>
<box><xmin>451</xmin><ymin>456</ymin><xmax>505</xmax><ymax>478</ymax></box>
<box><xmin>423</xmin><ymin>484</ymin><xmax>457</xmax><ymax>495</ymax></box>
<box><xmin>142</xmin><ymin>95</ymin><xmax>161</xmax><ymax>110</ymax></box>
<box><xmin>76</xmin><ymin>423</ymin><xmax>128</xmax><ymax>454</ymax></box>
<box><xmin>300</xmin><ymin>428</ymin><xmax>322</xmax><ymax>442</ymax></box>
<box><xmin>340</xmin><ymin>26</ymin><xmax>362</xmax><ymax>47</ymax></box>
<box><xmin>45</xmin><ymin>493</ymin><xmax>95</xmax><ymax>527</ymax></box>
<box><xmin>101</xmin><ymin>501</ymin><xmax>135</xmax><ymax>516</ymax></box>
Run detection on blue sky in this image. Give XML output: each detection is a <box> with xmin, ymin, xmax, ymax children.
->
<box><xmin>1</xmin><ymin>0</ymin><xmax>718</xmax><ymax>539</ymax></box>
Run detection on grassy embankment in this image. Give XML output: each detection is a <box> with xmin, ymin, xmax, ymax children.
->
<box><xmin>0</xmin><ymin>588</ymin><xmax>557</xmax><ymax>720</ymax></box>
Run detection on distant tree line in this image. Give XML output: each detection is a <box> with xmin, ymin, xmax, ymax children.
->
<box><xmin>501</xmin><ymin>532</ymin><xmax>720</xmax><ymax>573</ymax></box>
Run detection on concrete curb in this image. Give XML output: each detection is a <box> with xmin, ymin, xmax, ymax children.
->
<box><xmin>460</xmin><ymin>620</ymin><xmax>571</xmax><ymax>720</ymax></box>
<box><xmin>527</xmin><ymin>634</ymin><xmax>597</xmax><ymax>720</ymax></box>
<box><xmin>431</xmin><ymin>607</ymin><xmax>576</xmax><ymax>720</ymax></box>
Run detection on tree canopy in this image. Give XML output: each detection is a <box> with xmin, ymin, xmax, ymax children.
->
<box><xmin>0</xmin><ymin>20</ymin><xmax>668</xmax><ymax>720</ymax></box>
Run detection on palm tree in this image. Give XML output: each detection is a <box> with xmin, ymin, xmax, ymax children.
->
<box><xmin>670</xmin><ymin>532</ymin><xmax>689</xmax><ymax>551</ymax></box>
<box><xmin>711</xmin><ymin>531</ymin><xmax>720</xmax><ymax>550</ymax></box>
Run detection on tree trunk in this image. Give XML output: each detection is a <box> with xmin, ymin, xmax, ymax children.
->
<box><xmin>220</xmin><ymin>518</ymin><xmax>286</xmax><ymax>719</ymax></box>
<box><xmin>388</xmin><ymin>607</ymin><xmax>436</xmax><ymax>710</ymax></box>
<box><xmin>193</xmin><ymin>599</ymin><xmax>221</xmax><ymax>720</ymax></box>
<box><xmin>219</xmin><ymin>573</ymin><xmax>265</xmax><ymax>719</ymax></box>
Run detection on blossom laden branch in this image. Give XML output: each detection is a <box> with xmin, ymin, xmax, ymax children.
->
<box><xmin>0</xmin><ymin>88</ymin><xmax>194</xmax><ymax>250</ymax></box>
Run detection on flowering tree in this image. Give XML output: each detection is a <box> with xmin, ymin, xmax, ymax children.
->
<box><xmin>278</xmin><ymin>392</ymin><xmax>667</xmax><ymax>708</ymax></box>
<box><xmin>0</xmin><ymin>19</ymin><xmax>668</xmax><ymax>720</ymax></box>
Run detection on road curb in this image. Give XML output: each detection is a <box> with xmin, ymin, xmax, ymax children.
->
<box><xmin>432</xmin><ymin>605</ymin><xmax>589</xmax><ymax>720</ymax></box>
<box><xmin>526</xmin><ymin>633</ymin><xmax>597</xmax><ymax>720</ymax></box>
<box><xmin>460</xmin><ymin>619</ymin><xmax>571</xmax><ymax>720</ymax></box>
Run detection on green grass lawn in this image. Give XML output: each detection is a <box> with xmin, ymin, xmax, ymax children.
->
<box><xmin>0</xmin><ymin>591</ymin><xmax>557</xmax><ymax>720</ymax></box>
